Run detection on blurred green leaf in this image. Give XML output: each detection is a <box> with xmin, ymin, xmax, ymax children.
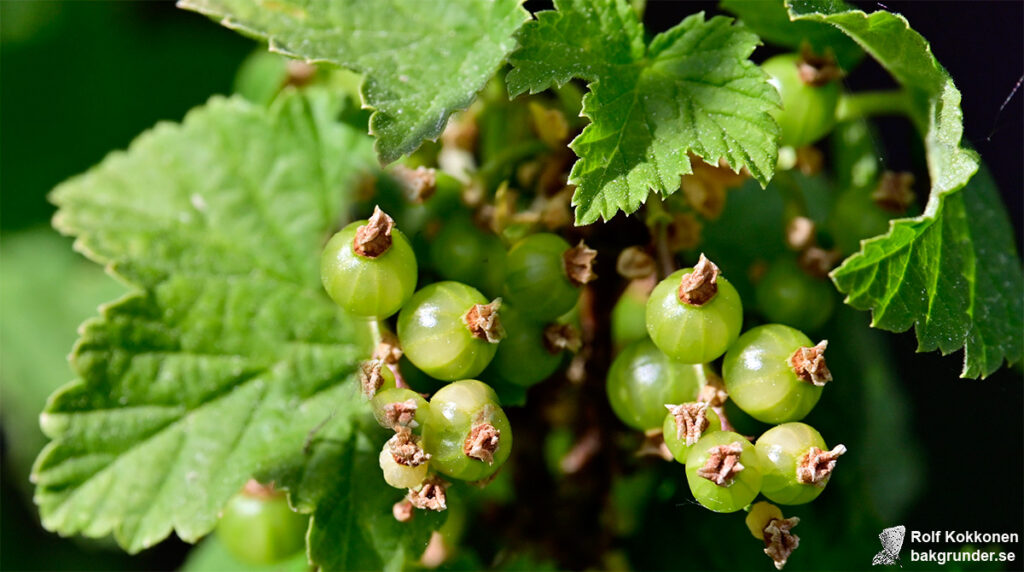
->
<box><xmin>35</xmin><ymin>89</ymin><xmax>377</xmax><ymax>552</ymax></box>
<box><xmin>0</xmin><ymin>229</ymin><xmax>125</xmax><ymax>498</ymax></box>
<box><xmin>182</xmin><ymin>533</ymin><xmax>308</xmax><ymax>572</ymax></box>
<box><xmin>719</xmin><ymin>0</ymin><xmax>863</xmax><ymax>69</ymax></box>
<box><xmin>266</xmin><ymin>424</ymin><xmax>444</xmax><ymax>571</ymax></box>
<box><xmin>179</xmin><ymin>0</ymin><xmax>530</xmax><ymax>164</ymax></box>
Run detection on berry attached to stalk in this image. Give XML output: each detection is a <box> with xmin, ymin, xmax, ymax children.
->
<box><xmin>755</xmin><ymin>422</ymin><xmax>847</xmax><ymax>505</ymax></box>
<box><xmin>398</xmin><ymin>282</ymin><xmax>504</xmax><ymax>381</ymax></box>
<box><xmin>723</xmin><ymin>324</ymin><xmax>831</xmax><ymax>424</ymax></box>
<box><xmin>422</xmin><ymin>380</ymin><xmax>512</xmax><ymax>482</ymax></box>
<box><xmin>662</xmin><ymin>401</ymin><xmax>721</xmax><ymax>464</ymax></box>
<box><xmin>746</xmin><ymin>501</ymin><xmax>801</xmax><ymax>570</ymax></box>
<box><xmin>486</xmin><ymin>304</ymin><xmax>577</xmax><ymax>387</ymax></box>
<box><xmin>379</xmin><ymin>430</ymin><xmax>431</xmax><ymax>489</ymax></box>
<box><xmin>761</xmin><ymin>53</ymin><xmax>841</xmax><ymax>148</ymax></box>
<box><xmin>755</xmin><ymin>257</ymin><xmax>835</xmax><ymax>332</ymax></box>
<box><xmin>645</xmin><ymin>254</ymin><xmax>743</xmax><ymax>364</ymax></box>
<box><xmin>504</xmin><ymin>233</ymin><xmax>597</xmax><ymax>321</ymax></box>
<box><xmin>371</xmin><ymin>387</ymin><xmax>430</xmax><ymax>433</ymax></box>
<box><xmin>321</xmin><ymin>206</ymin><xmax>417</xmax><ymax>318</ymax></box>
<box><xmin>606</xmin><ymin>338</ymin><xmax>711</xmax><ymax>431</ymax></box>
<box><xmin>685</xmin><ymin>431</ymin><xmax>763</xmax><ymax>513</ymax></box>
<box><xmin>215</xmin><ymin>480</ymin><xmax>308</xmax><ymax>565</ymax></box>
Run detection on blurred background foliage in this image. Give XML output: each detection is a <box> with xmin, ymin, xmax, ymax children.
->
<box><xmin>1</xmin><ymin>2</ymin><xmax>1020</xmax><ymax>571</ymax></box>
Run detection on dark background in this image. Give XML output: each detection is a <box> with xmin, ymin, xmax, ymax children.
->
<box><xmin>1</xmin><ymin>1</ymin><xmax>1021</xmax><ymax>570</ymax></box>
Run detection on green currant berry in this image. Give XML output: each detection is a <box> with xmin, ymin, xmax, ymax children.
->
<box><xmin>359</xmin><ymin>359</ymin><xmax>396</xmax><ymax>399</ymax></box>
<box><xmin>645</xmin><ymin>255</ymin><xmax>743</xmax><ymax>364</ymax></box>
<box><xmin>504</xmin><ymin>234</ymin><xmax>596</xmax><ymax>321</ymax></box>
<box><xmin>216</xmin><ymin>481</ymin><xmax>308</xmax><ymax>565</ymax></box>
<box><xmin>755</xmin><ymin>257</ymin><xmax>835</xmax><ymax>332</ymax></box>
<box><xmin>611</xmin><ymin>281</ymin><xmax>650</xmax><ymax>352</ymax></box>
<box><xmin>378</xmin><ymin>433</ymin><xmax>430</xmax><ymax>489</ymax></box>
<box><xmin>829</xmin><ymin>187</ymin><xmax>892</xmax><ymax>254</ymax></box>
<box><xmin>422</xmin><ymin>380</ymin><xmax>512</xmax><ymax>481</ymax></box>
<box><xmin>663</xmin><ymin>402</ymin><xmax>721</xmax><ymax>464</ymax></box>
<box><xmin>233</xmin><ymin>50</ymin><xmax>290</xmax><ymax>106</ymax></box>
<box><xmin>371</xmin><ymin>387</ymin><xmax>430</xmax><ymax>433</ymax></box>
<box><xmin>762</xmin><ymin>53</ymin><xmax>840</xmax><ymax>147</ymax></box>
<box><xmin>685</xmin><ymin>431</ymin><xmax>763</xmax><ymax>513</ymax></box>
<box><xmin>486</xmin><ymin>305</ymin><xmax>570</xmax><ymax>387</ymax></box>
<box><xmin>755</xmin><ymin>422</ymin><xmax>847</xmax><ymax>505</ymax></box>
<box><xmin>429</xmin><ymin>216</ymin><xmax>506</xmax><ymax>298</ymax></box>
<box><xmin>321</xmin><ymin>207</ymin><xmax>417</xmax><ymax>318</ymax></box>
<box><xmin>606</xmin><ymin>338</ymin><xmax>709</xmax><ymax>431</ymax></box>
<box><xmin>722</xmin><ymin>324</ymin><xmax>831</xmax><ymax>424</ymax></box>
<box><xmin>397</xmin><ymin>282</ymin><xmax>503</xmax><ymax>381</ymax></box>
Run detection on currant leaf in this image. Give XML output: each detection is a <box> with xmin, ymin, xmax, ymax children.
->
<box><xmin>789</xmin><ymin>2</ymin><xmax>1023</xmax><ymax>378</ymax></box>
<box><xmin>507</xmin><ymin>0</ymin><xmax>781</xmax><ymax>225</ymax></box>
<box><xmin>37</xmin><ymin>90</ymin><xmax>377</xmax><ymax>552</ymax></box>
<box><xmin>720</xmin><ymin>0</ymin><xmax>863</xmax><ymax>70</ymax></box>
<box><xmin>263</xmin><ymin>422</ymin><xmax>445</xmax><ymax>571</ymax></box>
<box><xmin>178</xmin><ymin>0</ymin><xmax>529</xmax><ymax>164</ymax></box>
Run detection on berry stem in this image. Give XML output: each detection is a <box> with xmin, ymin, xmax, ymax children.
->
<box><xmin>835</xmin><ymin>89</ymin><xmax>911</xmax><ymax>123</ymax></box>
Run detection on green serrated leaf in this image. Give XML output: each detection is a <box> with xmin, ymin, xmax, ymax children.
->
<box><xmin>719</xmin><ymin>0</ymin><xmax>863</xmax><ymax>70</ymax></box>
<box><xmin>35</xmin><ymin>89</ymin><xmax>378</xmax><ymax>552</ymax></box>
<box><xmin>832</xmin><ymin>167</ymin><xmax>1023</xmax><ymax>378</ymax></box>
<box><xmin>787</xmin><ymin>2</ymin><xmax>1023</xmax><ymax>377</ymax></box>
<box><xmin>178</xmin><ymin>0</ymin><xmax>529</xmax><ymax>165</ymax></box>
<box><xmin>507</xmin><ymin>0</ymin><xmax>780</xmax><ymax>225</ymax></box>
<box><xmin>268</xmin><ymin>425</ymin><xmax>444</xmax><ymax>571</ymax></box>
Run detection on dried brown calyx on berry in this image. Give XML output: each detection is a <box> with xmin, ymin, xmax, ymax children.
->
<box><xmin>665</xmin><ymin>402</ymin><xmax>711</xmax><ymax>446</ymax></box>
<box><xmin>698</xmin><ymin>373</ymin><xmax>729</xmax><ymax>407</ymax></box>
<box><xmin>388</xmin><ymin>429</ymin><xmax>431</xmax><ymax>467</ymax></box>
<box><xmin>241</xmin><ymin>478</ymin><xmax>280</xmax><ymax>499</ymax></box>
<box><xmin>616</xmin><ymin>246</ymin><xmax>656</xmax><ymax>280</ymax></box>
<box><xmin>796</xmin><ymin>444</ymin><xmax>847</xmax><ymax>485</ymax></box>
<box><xmin>763</xmin><ymin>516</ymin><xmax>801</xmax><ymax>570</ymax></box>
<box><xmin>285</xmin><ymin>60</ymin><xmax>317</xmax><ymax>87</ymax></box>
<box><xmin>543</xmin><ymin>323</ymin><xmax>582</xmax><ymax>354</ymax></box>
<box><xmin>381</xmin><ymin>398</ymin><xmax>420</xmax><ymax>430</ymax></box>
<box><xmin>696</xmin><ymin>444</ymin><xmax>745</xmax><ymax>482</ymax></box>
<box><xmin>697</xmin><ymin>442</ymin><xmax>745</xmax><ymax>485</ymax></box>
<box><xmin>563</xmin><ymin>240</ymin><xmax>598</xmax><ymax>286</ymax></box>
<box><xmin>798</xmin><ymin>246</ymin><xmax>841</xmax><ymax>279</ymax></box>
<box><xmin>872</xmin><ymin>171</ymin><xmax>916</xmax><ymax>212</ymax></box>
<box><xmin>372</xmin><ymin>330</ymin><xmax>403</xmax><ymax>365</ymax></box>
<box><xmin>462</xmin><ymin>298</ymin><xmax>504</xmax><ymax>343</ymax></box>
<box><xmin>392</xmin><ymin>499</ymin><xmax>414</xmax><ymax>522</ymax></box>
<box><xmin>463</xmin><ymin>418</ymin><xmax>500</xmax><ymax>464</ymax></box>
<box><xmin>353</xmin><ymin>206</ymin><xmax>395</xmax><ymax>258</ymax></box>
<box><xmin>788</xmin><ymin>340</ymin><xmax>832</xmax><ymax>386</ymax></box>
<box><xmin>391</xmin><ymin>164</ymin><xmax>437</xmax><ymax>203</ymax></box>
<box><xmin>360</xmin><ymin>359</ymin><xmax>387</xmax><ymax>399</ymax></box>
<box><xmin>408</xmin><ymin>476</ymin><xmax>448</xmax><ymax>511</ymax></box>
<box><xmin>678</xmin><ymin>253</ymin><xmax>720</xmax><ymax>306</ymax></box>
<box><xmin>797</xmin><ymin>45</ymin><xmax>843</xmax><ymax>86</ymax></box>
<box><xmin>785</xmin><ymin>216</ymin><xmax>816</xmax><ymax>251</ymax></box>
<box><xmin>637</xmin><ymin>429</ymin><xmax>674</xmax><ymax>461</ymax></box>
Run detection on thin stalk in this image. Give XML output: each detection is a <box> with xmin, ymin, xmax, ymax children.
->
<box><xmin>835</xmin><ymin>89</ymin><xmax>911</xmax><ymax>123</ymax></box>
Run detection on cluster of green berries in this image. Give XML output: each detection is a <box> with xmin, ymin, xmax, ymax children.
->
<box><xmin>607</xmin><ymin>254</ymin><xmax>846</xmax><ymax>569</ymax></box>
<box><xmin>319</xmin><ymin>198</ymin><xmax>595</xmax><ymax>515</ymax></box>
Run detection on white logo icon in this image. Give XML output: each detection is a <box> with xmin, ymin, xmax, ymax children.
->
<box><xmin>872</xmin><ymin>525</ymin><xmax>906</xmax><ymax>567</ymax></box>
